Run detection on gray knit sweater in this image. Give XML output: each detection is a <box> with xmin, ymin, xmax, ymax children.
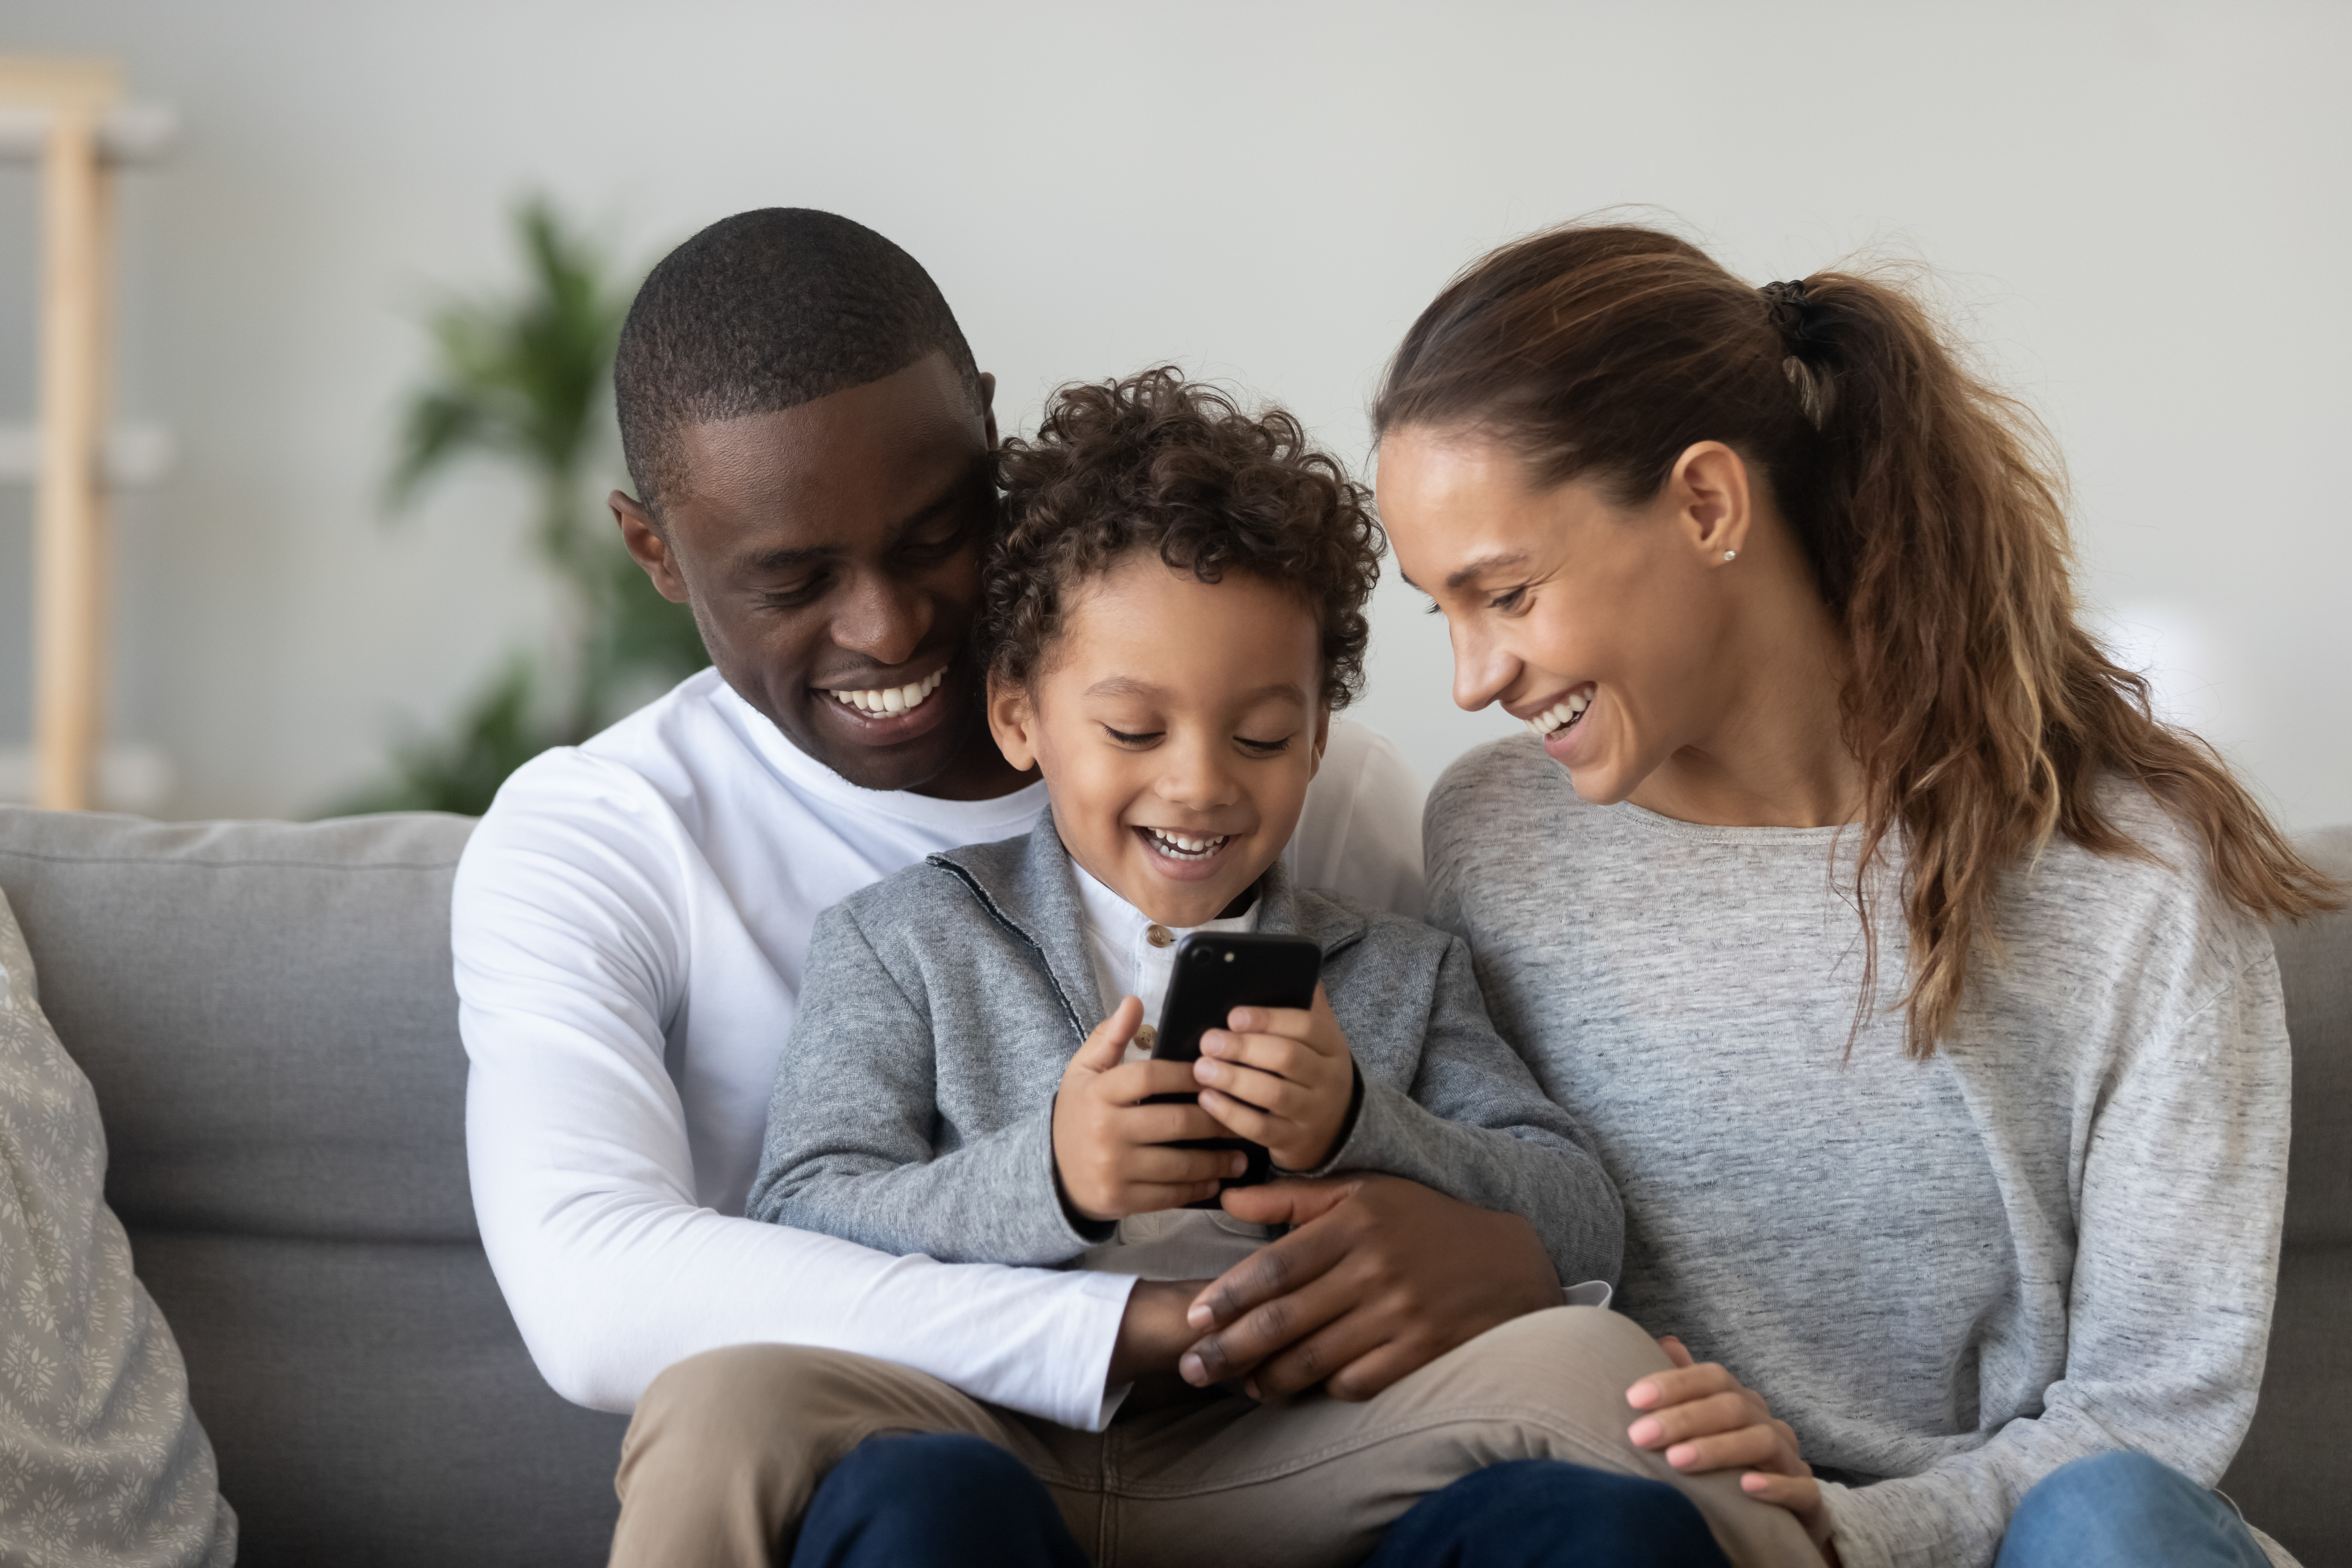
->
<box><xmin>1425</xmin><ymin>738</ymin><xmax>2290</xmax><ymax>1568</ymax></box>
<box><xmin>748</xmin><ymin>814</ymin><xmax>1623</xmax><ymax>1286</ymax></box>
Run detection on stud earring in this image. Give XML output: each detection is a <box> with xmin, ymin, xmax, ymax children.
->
<box><xmin>1722</xmin><ymin>550</ymin><xmax>1738</xmax><ymax>562</ymax></box>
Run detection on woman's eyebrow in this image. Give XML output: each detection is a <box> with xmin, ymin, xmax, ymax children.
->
<box><xmin>1443</xmin><ymin>551</ymin><xmax>1531</xmax><ymax>591</ymax></box>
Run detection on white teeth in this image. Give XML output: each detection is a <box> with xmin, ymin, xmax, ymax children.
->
<box><xmin>1526</xmin><ymin>690</ymin><xmax>1594</xmax><ymax>739</ymax></box>
<box><xmin>830</xmin><ymin>666</ymin><xmax>947</xmax><ymax>716</ymax></box>
<box><xmin>1143</xmin><ymin>828</ymin><xmax>1230</xmax><ymax>860</ymax></box>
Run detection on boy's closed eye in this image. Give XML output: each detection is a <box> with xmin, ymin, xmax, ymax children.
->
<box><xmin>1096</xmin><ymin>724</ymin><xmax>1297</xmax><ymax>756</ymax></box>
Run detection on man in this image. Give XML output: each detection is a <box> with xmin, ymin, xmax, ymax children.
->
<box><xmin>453</xmin><ymin>209</ymin><xmax>1573</xmax><ymax>1563</ymax></box>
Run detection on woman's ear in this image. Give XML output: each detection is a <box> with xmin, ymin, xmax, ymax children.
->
<box><xmin>1667</xmin><ymin>441</ymin><xmax>1754</xmax><ymax>566</ymax></box>
<box><xmin>986</xmin><ymin>672</ymin><xmax>1040</xmax><ymax>771</ymax></box>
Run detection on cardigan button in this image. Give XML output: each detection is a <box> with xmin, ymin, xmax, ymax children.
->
<box><xmin>1133</xmin><ymin>1024</ymin><xmax>1157</xmax><ymax>1052</ymax></box>
<box><xmin>1145</xmin><ymin>924</ymin><xmax>1175</xmax><ymax>948</ymax></box>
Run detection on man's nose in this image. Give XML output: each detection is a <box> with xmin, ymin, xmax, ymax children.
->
<box><xmin>830</xmin><ymin>571</ymin><xmax>933</xmax><ymax>669</ymax></box>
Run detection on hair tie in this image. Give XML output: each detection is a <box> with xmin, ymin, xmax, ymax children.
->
<box><xmin>1760</xmin><ymin>279</ymin><xmax>1831</xmax><ymax>363</ymax></box>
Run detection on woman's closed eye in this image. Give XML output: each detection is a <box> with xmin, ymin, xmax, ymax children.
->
<box><xmin>1484</xmin><ymin>584</ymin><xmax>1531</xmax><ymax>615</ymax></box>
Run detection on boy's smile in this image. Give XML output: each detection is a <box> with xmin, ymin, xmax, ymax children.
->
<box><xmin>609</xmin><ymin>352</ymin><xmax>1037</xmax><ymax>801</ymax></box>
<box><xmin>988</xmin><ymin>554</ymin><xmax>1328</xmax><ymax>928</ymax></box>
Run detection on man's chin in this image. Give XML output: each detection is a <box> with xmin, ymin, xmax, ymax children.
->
<box><xmin>794</xmin><ymin>725</ymin><xmax>963</xmax><ymax>794</ymax></box>
<box><xmin>794</xmin><ymin>691</ymin><xmax>993</xmax><ymax>793</ymax></box>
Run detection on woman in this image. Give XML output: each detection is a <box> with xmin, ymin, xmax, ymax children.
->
<box><xmin>1371</xmin><ymin>224</ymin><xmax>2337</xmax><ymax>1568</ymax></box>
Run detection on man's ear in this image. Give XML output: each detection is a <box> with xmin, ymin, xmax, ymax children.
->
<box><xmin>977</xmin><ymin>371</ymin><xmax>1000</xmax><ymax>450</ymax></box>
<box><xmin>986</xmin><ymin>671</ymin><xmax>1039</xmax><ymax>770</ymax></box>
<box><xmin>1665</xmin><ymin>442</ymin><xmax>1753</xmax><ymax>567</ymax></box>
<box><xmin>612</xmin><ymin>490</ymin><xmax>691</xmax><ymax>604</ymax></box>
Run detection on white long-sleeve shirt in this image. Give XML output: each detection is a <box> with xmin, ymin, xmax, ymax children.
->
<box><xmin>453</xmin><ymin>668</ymin><xmax>1426</xmax><ymax>1428</ymax></box>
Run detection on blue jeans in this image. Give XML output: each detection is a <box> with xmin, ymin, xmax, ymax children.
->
<box><xmin>789</xmin><ymin>1433</ymin><xmax>1086</xmax><ymax>1568</ymax></box>
<box><xmin>1997</xmin><ymin>1451</ymin><xmax>2271</xmax><ymax>1568</ymax></box>
<box><xmin>1367</xmin><ymin>1459</ymin><xmax>1732</xmax><ymax>1568</ymax></box>
<box><xmin>793</xmin><ymin>1441</ymin><xmax>1732</xmax><ymax>1568</ymax></box>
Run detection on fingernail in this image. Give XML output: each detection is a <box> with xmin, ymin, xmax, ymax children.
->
<box><xmin>1243</xmin><ymin>1378</ymin><xmax>1261</xmax><ymax>1400</ymax></box>
<box><xmin>1201</xmin><ymin>1032</ymin><xmax>1226</xmax><ymax>1057</ymax></box>
<box><xmin>1179</xmin><ymin>1354</ymin><xmax>1206</xmax><ymax>1385</ymax></box>
<box><xmin>1626</xmin><ymin>1380</ymin><xmax>1658</xmax><ymax>1409</ymax></box>
<box><xmin>1666</xmin><ymin>1442</ymin><xmax>1697</xmax><ymax>1469</ymax></box>
<box><xmin>1627</xmin><ymin>1418</ymin><xmax>1660</xmax><ymax>1446</ymax></box>
<box><xmin>1741</xmin><ymin>1473</ymin><xmax>1769</xmax><ymax>1493</ymax></box>
<box><xmin>1187</xmin><ymin>1303</ymin><xmax>1213</xmax><ymax>1329</ymax></box>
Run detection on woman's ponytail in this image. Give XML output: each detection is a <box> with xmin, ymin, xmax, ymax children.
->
<box><xmin>1378</xmin><ymin>224</ymin><xmax>2339</xmax><ymax>1058</ymax></box>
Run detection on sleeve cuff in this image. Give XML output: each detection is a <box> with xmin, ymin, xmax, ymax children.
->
<box><xmin>1049</xmin><ymin>1269</ymin><xmax>1142</xmax><ymax>1433</ymax></box>
<box><xmin>1030</xmin><ymin>1098</ymin><xmax>1115</xmax><ymax>1257</ymax></box>
<box><xmin>1280</xmin><ymin>1065</ymin><xmax>1373</xmax><ymax>1179</ymax></box>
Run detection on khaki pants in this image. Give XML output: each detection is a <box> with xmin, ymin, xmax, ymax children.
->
<box><xmin>609</xmin><ymin>1306</ymin><xmax>1818</xmax><ymax>1568</ymax></box>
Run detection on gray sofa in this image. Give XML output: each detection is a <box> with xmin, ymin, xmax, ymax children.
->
<box><xmin>0</xmin><ymin>806</ymin><xmax>2343</xmax><ymax>1567</ymax></box>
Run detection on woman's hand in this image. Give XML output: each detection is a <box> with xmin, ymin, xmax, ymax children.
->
<box><xmin>1628</xmin><ymin>1336</ymin><xmax>1837</xmax><ymax>1562</ymax></box>
<box><xmin>1194</xmin><ymin>985</ymin><xmax>1356</xmax><ymax>1171</ymax></box>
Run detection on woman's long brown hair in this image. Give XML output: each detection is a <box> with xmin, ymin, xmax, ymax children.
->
<box><xmin>1375</xmin><ymin>224</ymin><xmax>2340</xmax><ymax>1057</ymax></box>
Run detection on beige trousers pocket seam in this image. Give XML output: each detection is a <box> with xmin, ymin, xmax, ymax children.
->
<box><xmin>1088</xmin><ymin>1403</ymin><xmax>1637</xmax><ymax>1499</ymax></box>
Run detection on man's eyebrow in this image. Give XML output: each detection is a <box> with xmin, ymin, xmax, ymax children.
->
<box><xmin>888</xmin><ymin>468</ymin><xmax>980</xmax><ymax>541</ymax></box>
<box><xmin>1443</xmin><ymin>550</ymin><xmax>1532</xmax><ymax>592</ymax></box>
<box><xmin>730</xmin><ymin>543</ymin><xmax>839</xmax><ymax>576</ymax></box>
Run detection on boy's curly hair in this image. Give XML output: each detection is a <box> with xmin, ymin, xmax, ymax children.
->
<box><xmin>983</xmin><ymin>367</ymin><xmax>1384</xmax><ymax>707</ymax></box>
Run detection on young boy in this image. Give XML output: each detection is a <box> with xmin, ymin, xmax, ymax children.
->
<box><xmin>743</xmin><ymin>369</ymin><xmax>1627</xmax><ymax>1565</ymax></box>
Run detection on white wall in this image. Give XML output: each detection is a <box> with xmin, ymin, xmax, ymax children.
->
<box><xmin>3</xmin><ymin>1</ymin><xmax>2347</xmax><ymax>826</ymax></box>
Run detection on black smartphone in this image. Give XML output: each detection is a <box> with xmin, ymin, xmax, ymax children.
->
<box><xmin>1146</xmin><ymin>931</ymin><xmax>1323</xmax><ymax>1191</ymax></box>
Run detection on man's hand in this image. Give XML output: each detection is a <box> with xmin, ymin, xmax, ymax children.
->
<box><xmin>1194</xmin><ymin>984</ymin><xmax>1355</xmax><ymax>1172</ymax></box>
<box><xmin>1107</xmin><ymin>1277</ymin><xmax>1214</xmax><ymax>1389</ymax></box>
<box><xmin>1176</xmin><ymin>1174</ymin><xmax>1562</xmax><ymax>1400</ymax></box>
<box><xmin>1054</xmin><ymin>996</ymin><xmax>1246</xmax><ymax>1222</ymax></box>
<box><xmin>1630</xmin><ymin>1335</ymin><xmax>1836</xmax><ymax>1563</ymax></box>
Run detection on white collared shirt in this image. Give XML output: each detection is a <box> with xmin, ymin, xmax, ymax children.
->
<box><xmin>453</xmin><ymin>668</ymin><xmax>1427</xmax><ymax>1429</ymax></box>
<box><xmin>1070</xmin><ymin>857</ymin><xmax>1259</xmax><ymax>1060</ymax></box>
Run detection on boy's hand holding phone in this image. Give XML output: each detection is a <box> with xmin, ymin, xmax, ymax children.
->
<box><xmin>1054</xmin><ymin>996</ymin><xmax>1251</xmax><ymax>1223</ymax></box>
<box><xmin>1193</xmin><ymin>984</ymin><xmax>1355</xmax><ymax>1171</ymax></box>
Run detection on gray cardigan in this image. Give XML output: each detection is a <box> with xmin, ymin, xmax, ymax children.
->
<box><xmin>747</xmin><ymin>815</ymin><xmax>1623</xmax><ymax>1283</ymax></box>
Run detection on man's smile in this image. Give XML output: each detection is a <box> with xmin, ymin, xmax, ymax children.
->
<box><xmin>824</xmin><ymin>662</ymin><xmax>949</xmax><ymax>718</ymax></box>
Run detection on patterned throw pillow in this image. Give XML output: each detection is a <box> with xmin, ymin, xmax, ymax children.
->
<box><xmin>0</xmin><ymin>889</ymin><xmax>236</xmax><ymax>1565</ymax></box>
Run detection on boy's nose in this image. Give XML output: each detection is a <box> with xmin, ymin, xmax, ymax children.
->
<box><xmin>1154</xmin><ymin>741</ymin><xmax>1240</xmax><ymax>812</ymax></box>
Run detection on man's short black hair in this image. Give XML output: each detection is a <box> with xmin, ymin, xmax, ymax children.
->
<box><xmin>615</xmin><ymin>208</ymin><xmax>980</xmax><ymax>514</ymax></box>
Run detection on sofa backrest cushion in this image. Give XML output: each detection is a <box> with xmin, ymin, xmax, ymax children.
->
<box><xmin>0</xmin><ymin>807</ymin><xmax>478</xmax><ymax>1243</ymax></box>
<box><xmin>2275</xmin><ymin>825</ymin><xmax>2349</xmax><ymax>1251</ymax></box>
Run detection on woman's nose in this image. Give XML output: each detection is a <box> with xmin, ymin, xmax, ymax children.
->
<box><xmin>1449</xmin><ymin>618</ymin><xmax>1519</xmax><ymax>713</ymax></box>
<box><xmin>830</xmin><ymin>571</ymin><xmax>931</xmax><ymax>668</ymax></box>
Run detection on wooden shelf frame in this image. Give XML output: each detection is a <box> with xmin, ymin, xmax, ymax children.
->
<box><xmin>1</xmin><ymin>56</ymin><xmax>170</xmax><ymax>811</ymax></box>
